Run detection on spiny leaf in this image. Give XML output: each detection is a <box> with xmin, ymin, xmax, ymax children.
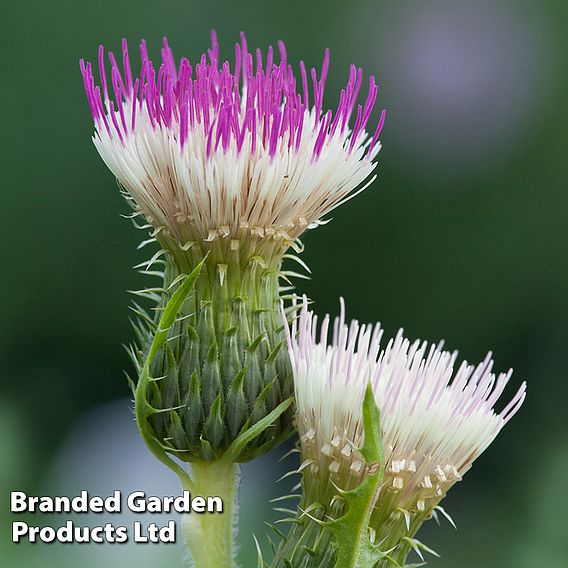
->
<box><xmin>324</xmin><ymin>383</ymin><xmax>387</xmax><ymax>568</ymax></box>
<box><xmin>134</xmin><ymin>257</ymin><xmax>206</xmax><ymax>491</ymax></box>
<box><xmin>223</xmin><ymin>396</ymin><xmax>293</xmax><ymax>463</ymax></box>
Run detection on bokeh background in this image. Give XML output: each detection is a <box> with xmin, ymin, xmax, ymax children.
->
<box><xmin>1</xmin><ymin>0</ymin><xmax>567</xmax><ymax>566</ymax></box>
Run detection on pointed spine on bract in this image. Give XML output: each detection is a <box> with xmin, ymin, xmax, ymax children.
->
<box><xmin>129</xmin><ymin>236</ymin><xmax>296</xmax><ymax>462</ymax></box>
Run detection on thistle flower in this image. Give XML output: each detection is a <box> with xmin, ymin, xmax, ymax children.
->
<box><xmin>281</xmin><ymin>298</ymin><xmax>526</xmax><ymax>565</ymax></box>
<box><xmin>80</xmin><ymin>33</ymin><xmax>385</xmax><ymax>462</ymax></box>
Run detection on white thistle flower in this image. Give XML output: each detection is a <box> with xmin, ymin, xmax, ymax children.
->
<box><xmin>285</xmin><ymin>297</ymin><xmax>527</xmax><ymax>522</ymax></box>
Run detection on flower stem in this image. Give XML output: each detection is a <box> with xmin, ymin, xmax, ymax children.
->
<box><xmin>181</xmin><ymin>459</ymin><xmax>239</xmax><ymax>568</ymax></box>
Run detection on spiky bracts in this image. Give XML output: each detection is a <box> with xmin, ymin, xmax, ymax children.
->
<box><xmin>275</xmin><ymin>297</ymin><xmax>526</xmax><ymax>566</ymax></box>
<box><xmin>128</xmin><ymin>238</ymin><xmax>296</xmax><ymax>462</ymax></box>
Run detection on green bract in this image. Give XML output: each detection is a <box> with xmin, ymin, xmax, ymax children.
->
<box><xmin>129</xmin><ymin>237</ymin><xmax>295</xmax><ymax>463</ymax></box>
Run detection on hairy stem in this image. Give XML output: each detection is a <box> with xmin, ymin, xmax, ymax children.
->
<box><xmin>181</xmin><ymin>459</ymin><xmax>239</xmax><ymax>568</ymax></box>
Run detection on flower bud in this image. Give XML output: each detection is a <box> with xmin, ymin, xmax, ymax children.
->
<box><xmin>131</xmin><ymin>239</ymin><xmax>294</xmax><ymax>461</ymax></box>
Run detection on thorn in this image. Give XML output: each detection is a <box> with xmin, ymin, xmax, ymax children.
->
<box><xmin>435</xmin><ymin>505</ymin><xmax>457</xmax><ymax>529</ymax></box>
<box><xmin>134</xmin><ymin>248</ymin><xmax>167</xmax><ymax>271</ymax></box>
<box><xmin>278</xmin><ymin>447</ymin><xmax>300</xmax><ymax>462</ymax></box>
<box><xmin>137</xmin><ymin>237</ymin><xmax>157</xmax><ymax>250</ymax></box>
<box><xmin>270</xmin><ymin>494</ymin><xmax>302</xmax><ymax>504</ymax></box>
<box><xmin>272</xmin><ymin>507</ymin><xmax>297</xmax><ymax>515</ymax></box>
<box><xmin>297</xmin><ymin>506</ymin><xmax>325</xmax><ymax>526</ymax></box>
<box><xmin>218</xmin><ymin>263</ymin><xmax>228</xmax><ymax>286</ymax></box>
<box><xmin>282</xmin><ymin>254</ymin><xmax>312</xmax><ymax>274</ymax></box>
<box><xmin>396</xmin><ymin>508</ymin><xmax>411</xmax><ymax>531</ymax></box>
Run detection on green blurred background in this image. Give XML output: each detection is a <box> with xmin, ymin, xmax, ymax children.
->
<box><xmin>1</xmin><ymin>0</ymin><xmax>567</xmax><ymax>565</ymax></box>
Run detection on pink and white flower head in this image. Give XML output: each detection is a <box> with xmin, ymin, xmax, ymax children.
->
<box><xmin>80</xmin><ymin>32</ymin><xmax>385</xmax><ymax>251</ymax></box>
<box><xmin>285</xmin><ymin>297</ymin><xmax>526</xmax><ymax>522</ymax></box>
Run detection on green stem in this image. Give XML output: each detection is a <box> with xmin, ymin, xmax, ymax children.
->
<box><xmin>181</xmin><ymin>459</ymin><xmax>239</xmax><ymax>568</ymax></box>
